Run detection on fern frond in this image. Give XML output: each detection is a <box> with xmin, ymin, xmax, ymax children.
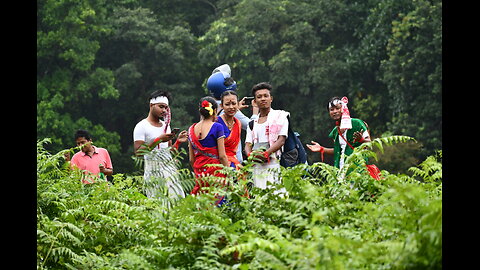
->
<box><xmin>308</xmin><ymin>162</ymin><xmax>338</xmax><ymax>184</ymax></box>
<box><xmin>99</xmin><ymin>200</ymin><xmax>137</xmax><ymax>214</ymax></box>
<box><xmin>222</xmin><ymin>237</ymin><xmax>280</xmax><ymax>257</ymax></box>
<box><xmin>358</xmin><ymin>135</ymin><xmax>416</xmax><ymax>152</ymax></box>
<box><xmin>192</xmin><ymin>229</ymin><xmax>230</xmax><ymax>269</ymax></box>
<box><xmin>51</xmin><ymin>246</ymin><xmax>83</xmax><ymax>263</ymax></box>
<box><xmin>58</xmin><ymin>229</ymin><xmax>83</xmax><ymax>246</ymax></box>
<box><xmin>408</xmin><ymin>150</ymin><xmax>442</xmax><ymax>182</ymax></box>
<box><xmin>129</xmin><ymin>246</ymin><xmax>170</xmax><ymax>265</ymax></box>
<box><xmin>61</xmin><ymin>207</ymin><xmax>86</xmax><ymax>223</ymax></box>
<box><xmin>113</xmin><ymin>249</ymin><xmax>155</xmax><ymax>270</ymax></box>
<box><xmin>62</xmin><ymin>222</ymin><xmax>85</xmax><ymax>240</ymax></box>
<box><xmin>251</xmin><ymin>249</ymin><xmax>288</xmax><ymax>270</ymax></box>
<box><xmin>37</xmin><ymin>140</ymin><xmax>68</xmax><ymax>181</ymax></box>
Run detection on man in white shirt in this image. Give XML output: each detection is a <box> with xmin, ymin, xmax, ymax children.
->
<box><xmin>133</xmin><ymin>90</ymin><xmax>187</xmax><ymax>198</ymax></box>
<box><xmin>244</xmin><ymin>82</ymin><xmax>289</xmax><ymax>190</ymax></box>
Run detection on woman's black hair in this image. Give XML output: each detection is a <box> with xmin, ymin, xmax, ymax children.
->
<box><xmin>199</xmin><ymin>96</ymin><xmax>218</xmax><ymax>118</ymax></box>
<box><xmin>327</xmin><ymin>96</ymin><xmax>342</xmax><ymax>111</ymax></box>
<box><xmin>251</xmin><ymin>82</ymin><xmax>273</xmax><ymax>97</ymax></box>
<box><xmin>220</xmin><ymin>90</ymin><xmax>238</xmax><ymax>104</ymax></box>
<box><xmin>74</xmin><ymin>129</ymin><xmax>92</xmax><ymax>141</ymax></box>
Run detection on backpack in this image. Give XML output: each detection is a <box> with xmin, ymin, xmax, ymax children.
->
<box><xmin>249</xmin><ymin>115</ymin><xmax>307</xmax><ymax>167</ymax></box>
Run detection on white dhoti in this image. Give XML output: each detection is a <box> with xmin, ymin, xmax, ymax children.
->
<box><xmin>252</xmin><ymin>159</ymin><xmax>281</xmax><ymax>189</ymax></box>
<box><xmin>144</xmin><ymin>148</ymin><xmax>185</xmax><ymax>199</ymax></box>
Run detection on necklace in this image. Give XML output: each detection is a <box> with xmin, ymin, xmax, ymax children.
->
<box><xmin>223</xmin><ymin>116</ymin><xmax>234</xmax><ymax>130</ymax></box>
<box><xmin>226</xmin><ymin>120</ymin><xmax>234</xmax><ymax>130</ymax></box>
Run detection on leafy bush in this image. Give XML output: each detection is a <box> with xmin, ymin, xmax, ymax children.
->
<box><xmin>37</xmin><ymin>136</ymin><xmax>441</xmax><ymax>269</ymax></box>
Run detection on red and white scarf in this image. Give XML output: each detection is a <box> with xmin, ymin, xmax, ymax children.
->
<box><xmin>251</xmin><ymin>108</ymin><xmax>290</xmax><ymax>158</ymax></box>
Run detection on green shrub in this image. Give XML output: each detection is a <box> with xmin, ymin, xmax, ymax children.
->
<box><xmin>37</xmin><ymin>136</ymin><xmax>441</xmax><ymax>269</ymax></box>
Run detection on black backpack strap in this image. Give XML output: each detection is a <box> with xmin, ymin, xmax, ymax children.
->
<box><xmin>248</xmin><ymin>119</ymin><xmax>254</xmax><ymax>130</ymax></box>
<box><xmin>286</xmin><ymin>115</ymin><xmax>291</xmax><ymax>132</ymax></box>
<box><xmin>281</xmin><ymin>115</ymin><xmax>293</xmax><ymax>154</ymax></box>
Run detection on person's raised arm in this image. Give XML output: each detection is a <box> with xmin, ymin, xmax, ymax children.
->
<box><xmin>306</xmin><ymin>141</ymin><xmax>334</xmax><ymax>162</ymax></box>
<box><xmin>353</xmin><ymin>129</ymin><xmax>371</xmax><ymax>144</ymax></box>
<box><xmin>134</xmin><ymin>133</ymin><xmax>176</xmax><ymax>156</ymax></box>
<box><xmin>154</xmin><ymin>133</ymin><xmax>175</xmax><ymax>147</ymax></box>
<box><xmin>170</xmin><ymin>130</ymin><xmax>188</xmax><ymax>151</ymax></box>
<box><xmin>236</xmin><ymin>98</ymin><xmax>259</xmax><ymax>130</ymax></box>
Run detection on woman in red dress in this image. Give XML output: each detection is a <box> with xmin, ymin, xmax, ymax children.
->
<box><xmin>217</xmin><ymin>90</ymin><xmax>251</xmax><ymax>198</ymax></box>
<box><xmin>217</xmin><ymin>90</ymin><xmax>242</xmax><ymax>169</ymax></box>
<box><xmin>188</xmin><ymin>96</ymin><xmax>230</xmax><ymax>198</ymax></box>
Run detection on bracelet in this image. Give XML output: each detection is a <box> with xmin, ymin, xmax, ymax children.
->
<box><xmin>319</xmin><ymin>146</ymin><xmax>325</xmax><ymax>162</ymax></box>
<box><xmin>262</xmin><ymin>151</ymin><xmax>271</xmax><ymax>163</ymax></box>
<box><xmin>173</xmin><ymin>139</ymin><xmax>181</xmax><ymax>149</ymax></box>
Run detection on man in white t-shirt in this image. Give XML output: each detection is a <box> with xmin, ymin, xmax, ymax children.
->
<box><xmin>133</xmin><ymin>90</ymin><xmax>187</xmax><ymax>198</ymax></box>
<box><xmin>245</xmin><ymin>82</ymin><xmax>289</xmax><ymax>190</ymax></box>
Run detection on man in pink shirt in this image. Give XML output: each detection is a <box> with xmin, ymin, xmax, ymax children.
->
<box><xmin>70</xmin><ymin>129</ymin><xmax>113</xmax><ymax>184</ymax></box>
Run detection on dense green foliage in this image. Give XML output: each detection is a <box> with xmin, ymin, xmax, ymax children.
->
<box><xmin>37</xmin><ymin>0</ymin><xmax>442</xmax><ymax>174</ymax></box>
<box><xmin>37</xmin><ymin>0</ymin><xmax>442</xmax><ymax>266</ymax></box>
<box><xmin>37</xmin><ymin>136</ymin><xmax>442</xmax><ymax>269</ymax></box>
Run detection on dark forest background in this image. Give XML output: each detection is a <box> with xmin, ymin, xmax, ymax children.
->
<box><xmin>37</xmin><ymin>0</ymin><xmax>441</xmax><ymax>174</ymax></box>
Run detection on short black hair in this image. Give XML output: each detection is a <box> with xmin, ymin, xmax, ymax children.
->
<box><xmin>149</xmin><ymin>90</ymin><xmax>171</xmax><ymax>103</ymax></box>
<box><xmin>74</xmin><ymin>129</ymin><xmax>92</xmax><ymax>141</ymax></box>
<box><xmin>251</xmin><ymin>82</ymin><xmax>273</xmax><ymax>97</ymax></box>
<box><xmin>220</xmin><ymin>90</ymin><xmax>238</xmax><ymax>103</ymax></box>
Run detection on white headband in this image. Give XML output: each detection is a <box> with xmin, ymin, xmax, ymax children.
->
<box><xmin>150</xmin><ymin>96</ymin><xmax>169</xmax><ymax>105</ymax></box>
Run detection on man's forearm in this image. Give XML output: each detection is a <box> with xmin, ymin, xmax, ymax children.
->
<box><xmin>245</xmin><ymin>143</ymin><xmax>253</xmax><ymax>156</ymax></box>
<box><xmin>103</xmin><ymin>168</ymin><xmax>113</xmax><ymax>176</ymax></box>
<box><xmin>266</xmin><ymin>136</ymin><xmax>286</xmax><ymax>155</ymax></box>
<box><xmin>323</xmin><ymin>147</ymin><xmax>334</xmax><ymax>155</ymax></box>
